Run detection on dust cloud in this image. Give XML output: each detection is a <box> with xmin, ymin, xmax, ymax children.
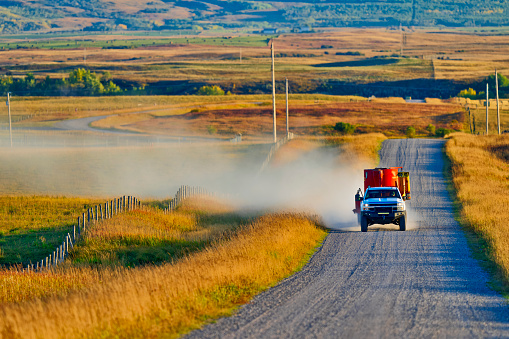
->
<box><xmin>0</xmin><ymin>134</ymin><xmax>367</xmax><ymax>228</ymax></box>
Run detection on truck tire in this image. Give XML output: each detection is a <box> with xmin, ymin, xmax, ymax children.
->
<box><xmin>399</xmin><ymin>215</ymin><xmax>407</xmax><ymax>231</ymax></box>
<box><xmin>361</xmin><ymin>215</ymin><xmax>368</xmax><ymax>232</ymax></box>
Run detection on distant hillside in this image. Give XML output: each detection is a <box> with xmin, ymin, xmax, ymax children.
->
<box><xmin>0</xmin><ymin>0</ymin><xmax>508</xmax><ymax>33</ymax></box>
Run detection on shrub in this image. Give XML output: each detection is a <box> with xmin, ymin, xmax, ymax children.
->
<box><xmin>196</xmin><ymin>85</ymin><xmax>225</xmax><ymax>96</ymax></box>
<box><xmin>435</xmin><ymin>127</ymin><xmax>453</xmax><ymax>137</ymax></box>
<box><xmin>334</xmin><ymin>122</ymin><xmax>355</xmax><ymax>135</ymax></box>
<box><xmin>335</xmin><ymin>51</ymin><xmax>364</xmax><ymax>56</ymax></box>
<box><xmin>207</xmin><ymin>125</ymin><xmax>217</xmax><ymax>135</ymax></box>
<box><xmin>426</xmin><ymin>124</ymin><xmax>436</xmax><ymax>136</ymax></box>
<box><xmin>458</xmin><ymin>88</ymin><xmax>477</xmax><ymax>99</ymax></box>
<box><xmin>406</xmin><ymin>126</ymin><xmax>416</xmax><ymax>138</ymax></box>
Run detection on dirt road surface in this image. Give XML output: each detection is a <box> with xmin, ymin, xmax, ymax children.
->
<box><xmin>187</xmin><ymin>139</ymin><xmax>509</xmax><ymax>338</ymax></box>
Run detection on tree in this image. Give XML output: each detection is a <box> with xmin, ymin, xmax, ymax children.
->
<box><xmin>67</xmin><ymin>68</ymin><xmax>104</xmax><ymax>95</ymax></box>
<box><xmin>426</xmin><ymin>124</ymin><xmax>435</xmax><ymax>136</ymax></box>
<box><xmin>458</xmin><ymin>88</ymin><xmax>477</xmax><ymax>99</ymax></box>
<box><xmin>487</xmin><ymin>73</ymin><xmax>509</xmax><ymax>88</ymax></box>
<box><xmin>406</xmin><ymin>126</ymin><xmax>416</xmax><ymax>138</ymax></box>
<box><xmin>435</xmin><ymin>128</ymin><xmax>452</xmax><ymax>137</ymax></box>
<box><xmin>334</xmin><ymin>122</ymin><xmax>355</xmax><ymax>135</ymax></box>
<box><xmin>196</xmin><ymin>85</ymin><xmax>225</xmax><ymax>96</ymax></box>
<box><xmin>103</xmin><ymin>80</ymin><xmax>121</xmax><ymax>94</ymax></box>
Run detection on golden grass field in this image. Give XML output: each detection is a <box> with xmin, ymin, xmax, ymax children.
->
<box><xmin>446</xmin><ymin>133</ymin><xmax>509</xmax><ymax>292</ymax></box>
<box><xmin>130</xmin><ymin>100</ymin><xmax>463</xmax><ymax>138</ymax></box>
<box><xmin>1</xmin><ymin>29</ymin><xmax>508</xmax><ymax>86</ymax></box>
<box><xmin>0</xmin><ymin>201</ymin><xmax>326</xmax><ymax>338</ymax></box>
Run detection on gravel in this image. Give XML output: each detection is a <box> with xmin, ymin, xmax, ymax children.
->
<box><xmin>186</xmin><ymin>139</ymin><xmax>509</xmax><ymax>338</ymax></box>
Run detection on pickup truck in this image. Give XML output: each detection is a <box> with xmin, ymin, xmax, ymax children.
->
<box><xmin>359</xmin><ymin>186</ymin><xmax>407</xmax><ymax>232</ymax></box>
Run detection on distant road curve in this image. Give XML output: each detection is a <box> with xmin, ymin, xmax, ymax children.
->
<box><xmin>54</xmin><ymin>115</ymin><xmax>131</xmax><ymax>134</ymax></box>
<box><xmin>186</xmin><ymin>139</ymin><xmax>509</xmax><ymax>338</ymax></box>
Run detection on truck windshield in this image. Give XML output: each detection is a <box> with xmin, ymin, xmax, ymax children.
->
<box><xmin>365</xmin><ymin>190</ymin><xmax>400</xmax><ymax>199</ymax></box>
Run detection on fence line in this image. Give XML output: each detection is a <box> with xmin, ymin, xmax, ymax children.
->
<box><xmin>258</xmin><ymin>133</ymin><xmax>294</xmax><ymax>174</ymax></box>
<box><xmin>23</xmin><ymin>185</ymin><xmax>222</xmax><ymax>272</ymax></box>
<box><xmin>163</xmin><ymin>185</ymin><xmax>219</xmax><ymax>214</ymax></box>
<box><xmin>23</xmin><ymin>195</ymin><xmax>142</xmax><ymax>273</ymax></box>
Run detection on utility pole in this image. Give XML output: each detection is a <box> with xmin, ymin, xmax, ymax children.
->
<box><xmin>399</xmin><ymin>23</ymin><xmax>402</xmax><ymax>55</ymax></box>
<box><xmin>7</xmin><ymin>92</ymin><xmax>12</xmax><ymax>147</ymax></box>
<box><xmin>271</xmin><ymin>41</ymin><xmax>277</xmax><ymax>143</ymax></box>
<box><xmin>496</xmin><ymin>69</ymin><xmax>500</xmax><ymax>135</ymax></box>
<box><xmin>486</xmin><ymin>83</ymin><xmax>489</xmax><ymax>135</ymax></box>
<box><xmin>285</xmin><ymin>77</ymin><xmax>289</xmax><ymax>138</ymax></box>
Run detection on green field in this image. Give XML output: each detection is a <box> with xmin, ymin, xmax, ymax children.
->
<box><xmin>0</xmin><ymin>36</ymin><xmax>273</xmax><ymax>50</ymax></box>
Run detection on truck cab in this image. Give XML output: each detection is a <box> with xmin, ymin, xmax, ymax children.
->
<box><xmin>360</xmin><ymin>187</ymin><xmax>406</xmax><ymax>232</ymax></box>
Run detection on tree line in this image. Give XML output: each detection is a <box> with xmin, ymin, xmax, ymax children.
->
<box><xmin>0</xmin><ymin>69</ymin><xmax>124</xmax><ymax>96</ymax></box>
<box><xmin>458</xmin><ymin>73</ymin><xmax>509</xmax><ymax>99</ymax></box>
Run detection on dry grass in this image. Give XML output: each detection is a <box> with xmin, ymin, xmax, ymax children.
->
<box><xmin>72</xmin><ymin>197</ymin><xmax>245</xmax><ymax>268</ymax></box>
<box><xmin>328</xmin><ymin>133</ymin><xmax>388</xmax><ymax>167</ymax></box>
<box><xmin>3</xmin><ymin>29</ymin><xmax>509</xmax><ymax>90</ymax></box>
<box><xmin>446</xmin><ymin>133</ymin><xmax>509</xmax><ymax>288</ymax></box>
<box><xmin>0</xmin><ymin>268</ymin><xmax>102</xmax><ymax>304</ymax></box>
<box><xmin>0</xmin><ymin>213</ymin><xmax>326</xmax><ymax>338</ymax></box>
<box><xmin>127</xmin><ymin>99</ymin><xmax>464</xmax><ymax>138</ymax></box>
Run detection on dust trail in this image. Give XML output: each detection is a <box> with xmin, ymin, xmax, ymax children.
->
<box><xmin>206</xmin><ymin>145</ymin><xmax>367</xmax><ymax>227</ymax></box>
<box><xmin>0</xmin><ymin>138</ymin><xmax>367</xmax><ymax>227</ymax></box>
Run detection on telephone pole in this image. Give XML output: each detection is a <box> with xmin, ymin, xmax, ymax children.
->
<box><xmin>486</xmin><ymin>83</ymin><xmax>489</xmax><ymax>135</ymax></box>
<box><xmin>399</xmin><ymin>23</ymin><xmax>403</xmax><ymax>56</ymax></box>
<box><xmin>7</xmin><ymin>92</ymin><xmax>12</xmax><ymax>147</ymax></box>
<box><xmin>271</xmin><ymin>41</ymin><xmax>277</xmax><ymax>143</ymax></box>
<box><xmin>496</xmin><ymin>69</ymin><xmax>500</xmax><ymax>135</ymax></box>
<box><xmin>285</xmin><ymin>77</ymin><xmax>289</xmax><ymax>138</ymax></box>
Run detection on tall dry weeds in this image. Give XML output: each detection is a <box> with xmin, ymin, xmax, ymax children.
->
<box><xmin>446</xmin><ymin>133</ymin><xmax>509</xmax><ymax>284</ymax></box>
<box><xmin>0</xmin><ymin>213</ymin><xmax>325</xmax><ymax>338</ymax></box>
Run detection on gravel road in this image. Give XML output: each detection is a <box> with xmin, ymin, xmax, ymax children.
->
<box><xmin>186</xmin><ymin>139</ymin><xmax>509</xmax><ymax>338</ymax></box>
<box><xmin>54</xmin><ymin>115</ymin><xmax>127</xmax><ymax>133</ymax></box>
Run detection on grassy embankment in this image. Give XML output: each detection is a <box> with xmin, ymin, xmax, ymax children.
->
<box><xmin>446</xmin><ymin>133</ymin><xmax>509</xmax><ymax>294</ymax></box>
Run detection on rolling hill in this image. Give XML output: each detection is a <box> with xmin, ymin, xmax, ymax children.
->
<box><xmin>0</xmin><ymin>0</ymin><xmax>508</xmax><ymax>33</ymax></box>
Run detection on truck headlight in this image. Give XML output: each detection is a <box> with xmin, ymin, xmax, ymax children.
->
<box><xmin>361</xmin><ymin>203</ymin><xmax>370</xmax><ymax>211</ymax></box>
<box><xmin>396</xmin><ymin>203</ymin><xmax>405</xmax><ymax>211</ymax></box>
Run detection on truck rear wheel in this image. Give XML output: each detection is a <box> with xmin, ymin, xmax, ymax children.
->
<box><xmin>399</xmin><ymin>215</ymin><xmax>406</xmax><ymax>231</ymax></box>
<box><xmin>361</xmin><ymin>215</ymin><xmax>368</xmax><ymax>232</ymax></box>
